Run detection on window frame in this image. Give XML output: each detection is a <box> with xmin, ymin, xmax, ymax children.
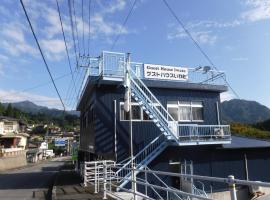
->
<box><xmin>119</xmin><ymin>102</ymin><xmax>161</xmax><ymax>122</ymax></box>
<box><xmin>167</xmin><ymin>100</ymin><xmax>204</xmax><ymax>122</ymax></box>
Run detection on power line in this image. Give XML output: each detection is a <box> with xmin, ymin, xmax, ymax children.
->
<box><xmin>82</xmin><ymin>0</ymin><xmax>86</xmax><ymax>55</ymax></box>
<box><xmin>68</xmin><ymin>0</ymin><xmax>79</xmax><ymax>67</ymax></box>
<box><xmin>20</xmin><ymin>0</ymin><xmax>66</xmax><ymax>111</ymax></box>
<box><xmin>110</xmin><ymin>0</ymin><xmax>138</xmax><ymax>50</ymax></box>
<box><xmin>162</xmin><ymin>0</ymin><xmax>240</xmax><ymax>99</ymax></box>
<box><xmin>0</xmin><ymin>72</ymin><xmax>73</xmax><ymax>100</ymax></box>
<box><xmin>72</xmin><ymin>0</ymin><xmax>81</xmax><ymax>57</ymax></box>
<box><xmin>56</xmin><ymin>0</ymin><xmax>79</xmax><ymax>101</ymax></box>
<box><xmin>88</xmin><ymin>0</ymin><xmax>92</xmax><ymax>55</ymax></box>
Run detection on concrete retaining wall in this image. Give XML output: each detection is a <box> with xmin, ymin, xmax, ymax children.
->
<box><xmin>0</xmin><ymin>151</ymin><xmax>27</xmax><ymax>171</ymax></box>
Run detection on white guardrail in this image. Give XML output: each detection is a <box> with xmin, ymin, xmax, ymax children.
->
<box><xmin>81</xmin><ymin>161</ymin><xmax>270</xmax><ymax>200</ymax></box>
<box><xmin>178</xmin><ymin>124</ymin><xmax>231</xmax><ymax>141</ymax></box>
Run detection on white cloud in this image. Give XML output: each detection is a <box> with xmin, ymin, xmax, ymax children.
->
<box><xmin>242</xmin><ymin>0</ymin><xmax>270</xmax><ymax>22</ymax></box>
<box><xmin>0</xmin><ymin>22</ymin><xmax>38</xmax><ymax>57</ymax></box>
<box><xmin>232</xmin><ymin>57</ymin><xmax>249</xmax><ymax>61</ymax></box>
<box><xmin>40</xmin><ymin>39</ymin><xmax>66</xmax><ymax>61</ymax></box>
<box><xmin>168</xmin><ymin>26</ymin><xmax>218</xmax><ymax>45</ymax></box>
<box><xmin>0</xmin><ymin>89</ymin><xmax>63</xmax><ymax>109</ymax></box>
<box><xmin>220</xmin><ymin>91</ymin><xmax>235</xmax><ymax>102</ymax></box>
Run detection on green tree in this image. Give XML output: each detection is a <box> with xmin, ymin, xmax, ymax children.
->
<box><xmin>0</xmin><ymin>102</ymin><xmax>5</xmax><ymax>115</ymax></box>
<box><xmin>5</xmin><ymin>103</ymin><xmax>13</xmax><ymax>117</ymax></box>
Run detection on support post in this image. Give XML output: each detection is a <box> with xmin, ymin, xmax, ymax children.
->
<box><xmin>103</xmin><ymin>163</ymin><xmax>107</xmax><ymax>199</ymax></box>
<box><xmin>114</xmin><ymin>100</ymin><xmax>117</xmax><ymax>162</ymax></box>
<box><xmin>84</xmin><ymin>163</ymin><xmax>87</xmax><ymax>187</ymax></box>
<box><xmin>228</xmin><ymin>175</ymin><xmax>237</xmax><ymax>200</ymax></box>
<box><xmin>94</xmin><ymin>162</ymin><xmax>98</xmax><ymax>193</ymax></box>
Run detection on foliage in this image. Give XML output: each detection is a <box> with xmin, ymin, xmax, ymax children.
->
<box><xmin>0</xmin><ymin>103</ymin><xmax>79</xmax><ymax>131</ymax></box>
<box><xmin>254</xmin><ymin>119</ymin><xmax>270</xmax><ymax>132</ymax></box>
<box><xmin>231</xmin><ymin>123</ymin><xmax>270</xmax><ymax>139</ymax></box>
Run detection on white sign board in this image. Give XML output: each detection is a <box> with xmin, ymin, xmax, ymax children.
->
<box><xmin>144</xmin><ymin>64</ymin><xmax>188</xmax><ymax>81</ymax></box>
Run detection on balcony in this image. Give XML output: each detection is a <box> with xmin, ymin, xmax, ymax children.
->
<box><xmin>177</xmin><ymin>124</ymin><xmax>231</xmax><ymax>145</ymax></box>
<box><xmin>80</xmin><ymin>51</ymin><xmax>227</xmax><ymax>97</ymax></box>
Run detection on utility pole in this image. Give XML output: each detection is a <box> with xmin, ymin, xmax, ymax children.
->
<box><xmin>124</xmin><ymin>53</ymin><xmax>136</xmax><ymax>199</ymax></box>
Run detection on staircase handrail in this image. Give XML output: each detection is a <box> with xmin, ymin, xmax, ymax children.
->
<box><xmin>129</xmin><ymin>68</ymin><xmax>176</xmax><ymax>123</ymax></box>
<box><xmin>145</xmin><ymin>166</ymin><xmax>184</xmax><ymax>200</ymax></box>
<box><xmin>116</xmin><ymin>134</ymin><xmax>165</xmax><ymax>175</ymax></box>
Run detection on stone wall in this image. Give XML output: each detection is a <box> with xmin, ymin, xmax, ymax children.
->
<box><xmin>0</xmin><ymin>151</ymin><xmax>27</xmax><ymax>171</ymax></box>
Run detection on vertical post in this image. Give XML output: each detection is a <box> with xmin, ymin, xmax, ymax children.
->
<box><xmin>114</xmin><ymin>100</ymin><xmax>117</xmax><ymax>162</ymax></box>
<box><xmin>94</xmin><ymin>162</ymin><xmax>98</xmax><ymax>193</ymax></box>
<box><xmin>127</xmin><ymin>53</ymin><xmax>137</xmax><ymax>200</ymax></box>
<box><xmin>228</xmin><ymin>175</ymin><xmax>237</xmax><ymax>200</ymax></box>
<box><xmin>145</xmin><ymin>166</ymin><xmax>148</xmax><ymax>196</ymax></box>
<box><xmin>216</xmin><ymin>102</ymin><xmax>220</xmax><ymax>125</ymax></box>
<box><xmin>190</xmin><ymin>161</ymin><xmax>194</xmax><ymax>194</ymax></box>
<box><xmin>84</xmin><ymin>163</ymin><xmax>87</xmax><ymax>187</ymax></box>
<box><xmin>103</xmin><ymin>163</ymin><xmax>107</xmax><ymax>199</ymax></box>
<box><xmin>244</xmin><ymin>154</ymin><xmax>249</xmax><ymax>180</ymax></box>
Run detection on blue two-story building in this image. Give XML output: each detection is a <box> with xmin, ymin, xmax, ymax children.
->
<box><xmin>77</xmin><ymin>51</ymin><xmax>270</xmax><ymax>197</ymax></box>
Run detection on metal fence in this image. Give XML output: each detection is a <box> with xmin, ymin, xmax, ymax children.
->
<box><xmin>81</xmin><ymin>161</ymin><xmax>270</xmax><ymax>200</ymax></box>
<box><xmin>178</xmin><ymin>124</ymin><xmax>231</xmax><ymax>142</ymax></box>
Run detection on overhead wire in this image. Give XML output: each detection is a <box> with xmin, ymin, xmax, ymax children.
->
<box><xmin>20</xmin><ymin>0</ymin><xmax>66</xmax><ymax>111</ymax></box>
<box><xmin>82</xmin><ymin>0</ymin><xmax>86</xmax><ymax>55</ymax></box>
<box><xmin>68</xmin><ymin>0</ymin><xmax>79</xmax><ymax>67</ymax></box>
<box><xmin>0</xmin><ymin>72</ymin><xmax>73</xmax><ymax>100</ymax></box>
<box><xmin>110</xmin><ymin>0</ymin><xmax>138</xmax><ymax>50</ymax></box>
<box><xmin>162</xmin><ymin>0</ymin><xmax>240</xmax><ymax>99</ymax></box>
<box><xmin>72</xmin><ymin>0</ymin><xmax>81</xmax><ymax>57</ymax></box>
<box><xmin>56</xmin><ymin>0</ymin><xmax>79</xmax><ymax>101</ymax></box>
<box><xmin>88</xmin><ymin>0</ymin><xmax>92</xmax><ymax>56</ymax></box>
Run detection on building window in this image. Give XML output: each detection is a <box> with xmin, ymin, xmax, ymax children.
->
<box><xmin>179</xmin><ymin>101</ymin><xmax>191</xmax><ymax>121</ymax></box>
<box><xmin>191</xmin><ymin>101</ymin><xmax>203</xmax><ymax>121</ymax></box>
<box><xmin>120</xmin><ymin>102</ymin><xmax>161</xmax><ymax>121</ymax></box>
<box><xmin>167</xmin><ymin>101</ymin><xmax>204</xmax><ymax>122</ymax></box>
<box><xmin>131</xmin><ymin>105</ymin><xmax>141</xmax><ymax>120</ymax></box>
<box><xmin>167</xmin><ymin>101</ymin><xmax>178</xmax><ymax>121</ymax></box>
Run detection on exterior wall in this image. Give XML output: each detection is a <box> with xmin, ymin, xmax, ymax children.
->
<box><xmin>0</xmin><ymin>151</ymin><xmax>27</xmax><ymax>171</ymax></box>
<box><xmin>148</xmin><ymin>146</ymin><xmax>270</xmax><ymax>193</ymax></box>
<box><xmin>18</xmin><ymin>136</ymin><xmax>27</xmax><ymax>149</ymax></box>
<box><xmin>0</xmin><ymin>122</ymin><xmax>3</xmax><ymax>135</ymax></box>
<box><xmin>79</xmin><ymin>83</ymin><xmax>222</xmax><ymax>161</ymax></box>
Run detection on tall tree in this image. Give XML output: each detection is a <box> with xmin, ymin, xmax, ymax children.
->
<box><xmin>5</xmin><ymin>103</ymin><xmax>13</xmax><ymax>117</ymax></box>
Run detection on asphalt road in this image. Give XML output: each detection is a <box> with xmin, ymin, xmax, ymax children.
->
<box><xmin>0</xmin><ymin>157</ymin><xmax>67</xmax><ymax>200</ymax></box>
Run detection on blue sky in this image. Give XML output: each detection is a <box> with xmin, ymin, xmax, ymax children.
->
<box><xmin>0</xmin><ymin>0</ymin><xmax>270</xmax><ymax>110</ymax></box>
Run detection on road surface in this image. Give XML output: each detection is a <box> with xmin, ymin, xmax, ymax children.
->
<box><xmin>0</xmin><ymin>157</ymin><xmax>67</xmax><ymax>200</ymax></box>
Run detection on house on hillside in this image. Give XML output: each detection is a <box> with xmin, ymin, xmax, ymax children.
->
<box><xmin>0</xmin><ymin>116</ymin><xmax>29</xmax><ymax>157</ymax></box>
<box><xmin>77</xmin><ymin>51</ymin><xmax>270</xmax><ymax>199</ymax></box>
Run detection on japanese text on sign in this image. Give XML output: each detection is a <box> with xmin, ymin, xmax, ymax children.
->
<box><xmin>144</xmin><ymin>64</ymin><xmax>188</xmax><ymax>81</ymax></box>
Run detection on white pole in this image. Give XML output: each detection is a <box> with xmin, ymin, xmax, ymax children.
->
<box><xmin>228</xmin><ymin>175</ymin><xmax>237</xmax><ymax>200</ymax></box>
<box><xmin>103</xmin><ymin>163</ymin><xmax>107</xmax><ymax>199</ymax></box>
<box><xmin>127</xmin><ymin>53</ymin><xmax>137</xmax><ymax>200</ymax></box>
<box><xmin>114</xmin><ymin>100</ymin><xmax>117</xmax><ymax>162</ymax></box>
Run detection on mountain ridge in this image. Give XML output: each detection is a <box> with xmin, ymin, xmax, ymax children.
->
<box><xmin>2</xmin><ymin>100</ymin><xmax>79</xmax><ymax>117</ymax></box>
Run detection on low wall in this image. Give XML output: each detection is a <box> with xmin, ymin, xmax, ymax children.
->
<box><xmin>0</xmin><ymin>151</ymin><xmax>27</xmax><ymax>171</ymax></box>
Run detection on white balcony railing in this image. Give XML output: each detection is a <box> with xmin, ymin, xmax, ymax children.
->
<box><xmin>178</xmin><ymin>124</ymin><xmax>231</xmax><ymax>143</ymax></box>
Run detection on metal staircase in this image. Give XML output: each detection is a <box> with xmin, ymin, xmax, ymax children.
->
<box><xmin>115</xmin><ymin>66</ymin><xmax>182</xmax><ymax>189</ymax></box>
<box><xmin>128</xmin><ymin>67</ymin><xmax>180</xmax><ymax>143</ymax></box>
<box><xmin>116</xmin><ymin>134</ymin><xmax>168</xmax><ymax>189</ymax></box>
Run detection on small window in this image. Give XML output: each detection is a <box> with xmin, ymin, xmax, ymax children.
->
<box><xmin>191</xmin><ymin>102</ymin><xmax>203</xmax><ymax>121</ymax></box>
<box><xmin>131</xmin><ymin>105</ymin><xmax>141</xmax><ymax>120</ymax></box>
<box><xmin>167</xmin><ymin>101</ymin><xmax>178</xmax><ymax>121</ymax></box>
<box><xmin>179</xmin><ymin>106</ymin><xmax>191</xmax><ymax>121</ymax></box>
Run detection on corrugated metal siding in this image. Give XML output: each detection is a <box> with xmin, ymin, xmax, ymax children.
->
<box><xmin>80</xmin><ymin>83</ymin><xmax>221</xmax><ymax>160</ymax></box>
<box><xmin>148</xmin><ymin>146</ymin><xmax>270</xmax><ymax>192</ymax></box>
